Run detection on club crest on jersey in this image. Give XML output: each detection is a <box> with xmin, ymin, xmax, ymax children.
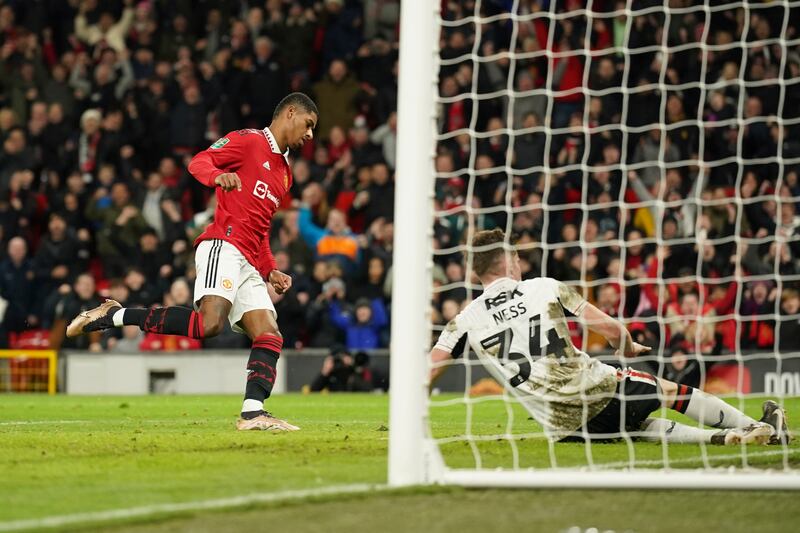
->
<box><xmin>222</xmin><ymin>278</ymin><xmax>233</xmax><ymax>291</ymax></box>
<box><xmin>484</xmin><ymin>289</ymin><xmax>524</xmax><ymax>310</ymax></box>
<box><xmin>283</xmin><ymin>173</ymin><xmax>288</xmax><ymax>188</ymax></box>
<box><xmin>253</xmin><ymin>180</ymin><xmax>281</xmax><ymax>207</ymax></box>
<box><xmin>210</xmin><ymin>137</ymin><xmax>229</xmax><ymax>149</ymax></box>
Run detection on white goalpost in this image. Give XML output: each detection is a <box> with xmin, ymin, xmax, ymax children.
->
<box><xmin>387</xmin><ymin>0</ymin><xmax>439</xmax><ymax>487</ymax></box>
<box><xmin>390</xmin><ymin>0</ymin><xmax>800</xmax><ymax>488</ymax></box>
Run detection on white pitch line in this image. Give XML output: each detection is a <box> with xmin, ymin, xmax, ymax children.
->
<box><xmin>0</xmin><ymin>420</ymin><xmax>90</xmax><ymax>426</ymax></box>
<box><xmin>592</xmin><ymin>448</ymin><xmax>799</xmax><ymax>470</ymax></box>
<box><xmin>0</xmin><ymin>419</ymin><xmax>229</xmax><ymax>426</ymax></box>
<box><xmin>0</xmin><ymin>483</ymin><xmax>388</xmax><ymax>532</ymax></box>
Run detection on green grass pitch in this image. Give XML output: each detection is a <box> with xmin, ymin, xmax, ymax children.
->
<box><xmin>1</xmin><ymin>394</ymin><xmax>799</xmax><ymax>532</ymax></box>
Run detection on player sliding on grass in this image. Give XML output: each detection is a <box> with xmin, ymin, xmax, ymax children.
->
<box><xmin>431</xmin><ymin>229</ymin><xmax>791</xmax><ymax>445</ymax></box>
<box><xmin>67</xmin><ymin>92</ymin><xmax>318</xmax><ymax>432</ymax></box>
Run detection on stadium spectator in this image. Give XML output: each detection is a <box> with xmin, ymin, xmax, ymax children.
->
<box><xmin>169</xmin><ymin>85</ymin><xmax>206</xmax><ymax>156</ymax></box>
<box><xmin>74</xmin><ymin>0</ymin><xmax>135</xmax><ymax>53</ymax></box>
<box><xmin>0</xmin><ymin>128</ymin><xmax>35</xmax><ymax>190</ymax></box>
<box><xmin>348</xmin><ymin>256</ymin><xmax>387</xmax><ymax>303</ymax></box>
<box><xmin>779</xmin><ymin>289</ymin><xmax>800</xmax><ymax>353</ymax></box>
<box><xmin>319</xmin><ymin>0</ymin><xmax>363</xmax><ymax>68</ymax></box>
<box><xmin>661</xmin><ymin>334</ymin><xmax>705</xmax><ymax>389</ymax></box>
<box><xmin>123</xmin><ymin>266</ymin><xmax>159</xmax><ymax>308</ymax></box>
<box><xmin>329</xmin><ymin>296</ymin><xmax>388</xmax><ymax>350</ymax></box>
<box><xmin>740</xmin><ymin>281</ymin><xmax>778</xmax><ymax>351</ymax></box>
<box><xmin>0</xmin><ymin>237</ymin><xmax>35</xmax><ymax>341</ymax></box>
<box><xmin>312</xmin><ymin>59</ymin><xmax>360</xmax><ymax>141</ymax></box>
<box><xmin>33</xmin><ymin>212</ymin><xmax>90</xmax><ymax>311</ymax></box>
<box><xmin>665</xmin><ymin>290</ymin><xmax>717</xmax><ymax>355</ymax></box>
<box><xmin>0</xmin><ymin>0</ymin><xmax>795</xmax><ymax>365</ymax></box>
<box><xmin>245</xmin><ymin>36</ymin><xmax>287</xmax><ymax>128</ymax></box>
<box><xmin>310</xmin><ymin>345</ymin><xmax>373</xmax><ymax>392</ymax></box>
<box><xmin>586</xmin><ymin>284</ymin><xmax>622</xmax><ymax>353</ymax></box>
<box><xmin>50</xmin><ymin>272</ymin><xmax>102</xmax><ymax>351</ymax></box>
<box><xmin>158</xmin><ymin>14</ymin><xmax>194</xmax><ymax>63</ymax></box>
<box><xmin>139</xmin><ymin>171</ymin><xmax>182</xmax><ymax>243</ymax></box>
<box><xmin>368</xmin><ymin>111</ymin><xmax>396</xmax><ymax>169</ymax></box>
<box><xmin>281</xmin><ymin>3</ymin><xmax>317</xmax><ymax>75</ymax></box>
<box><xmin>86</xmin><ymin>181</ymin><xmax>149</xmax><ymax>278</ymax></box>
<box><xmin>107</xmin><ymin>325</ymin><xmax>145</xmax><ymax>353</ymax></box>
<box><xmin>298</xmin><ymin>199</ymin><xmax>360</xmax><ymax>274</ymax></box>
<box><xmin>348</xmin><ymin>161</ymin><xmax>394</xmax><ymax>228</ymax></box>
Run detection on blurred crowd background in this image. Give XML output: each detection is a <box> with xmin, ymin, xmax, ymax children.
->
<box><xmin>1</xmin><ymin>0</ymin><xmax>799</xmax><ymax>389</ymax></box>
<box><xmin>0</xmin><ymin>0</ymin><xmax>400</xmax><ymax>356</ymax></box>
<box><xmin>432</xmin><ymin>0</ymin><xmax>800</xmax><ymax>388</ymax></box>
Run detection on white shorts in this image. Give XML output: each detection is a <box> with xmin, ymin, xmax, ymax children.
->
<box><xmin>194</xmin><ymin>239</ymin><xmax>275</xmax><ymax>334</ymax></box>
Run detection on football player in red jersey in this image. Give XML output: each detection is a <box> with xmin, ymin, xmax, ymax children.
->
<box><xmin>67</xmin><ymin>93</ymin><xmax>319</xmax><ymax>431</ymax></box>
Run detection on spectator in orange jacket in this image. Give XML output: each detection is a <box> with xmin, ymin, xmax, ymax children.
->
<box><xmin>298</xmin><ymin>200</ymin><xmax>360</xmax><ymax>274</ymax></box>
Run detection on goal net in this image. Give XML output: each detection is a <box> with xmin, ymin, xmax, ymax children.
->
<box><xmin>389</xmin><ymin>0</ymin><xmax>800</xmax><ymax>488</ymax></box>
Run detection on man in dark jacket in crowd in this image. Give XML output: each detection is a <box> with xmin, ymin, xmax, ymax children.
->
<box><xmin>0</xmin><ymin>237</ymin><xmax>36</xmax><ymax>342</ymax></box>
<box><xmin>85</xmin><ymin>181</ymin><xmax>149</xmax><ymax>278</ymax></box>
<box><xmin>33</xmin><ymin>212</ymin><xmax>89</xmax><ymax>316</ymax></box>
<box><xmin>245</xmin><ymin>37</ymin><xmax>287</xmax><ymax>127</ymax></box>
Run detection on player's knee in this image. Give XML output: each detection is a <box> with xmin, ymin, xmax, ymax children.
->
<box><xmin>658</xmin><ymin>378</ymin><xmax>679</xmax><ymax>407</ymax></box>
<box><xmin>251</xmin><ymin>328</ymin><xmax>281</xmax><ymax>341</ymax></box>
<box><xmin>201</xmin><ymin>314</ymin><xmax>225</xmax><ymax>338</ymax></box>
<box><xmin>197</xmin><ymin>296</ymin><xmax>231</xmax><ymax>338</ymax></box>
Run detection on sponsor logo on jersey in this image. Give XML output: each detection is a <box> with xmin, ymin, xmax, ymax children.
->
<box><xmin>263</xmin><ymin>161</ymin><xmax>271</xmax><ymax>171</ymax></box>
<box><xmin>484</xmin><ymin>289</ymin><xmax>524</xmax><ymax>310</ymax></box>
<box><xmin>210</xmin><ymin>137</ymin><xmax>229</xmax><ymax>149</ymax></box>
<box><xmin>222</xmin><ymin>278</ymin><xmax>233</xmax><ymax>291</ymax></box>
<box><xmin>254</xmin><ymin>180</ymin><xmax>268</xmax><ymax>199</ymax></box>
<box><xmin>253</xmin><ymin>180</ymin><xmax>281</xmax><ymax>207</ymax></box>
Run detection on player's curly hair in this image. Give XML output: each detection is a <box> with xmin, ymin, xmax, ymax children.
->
<box><xmin>273</xmin><ymin>92</ymin><xmax>319</xmax><ymax>119</ymax></box>
<box><xmin>471</xmin><ymin>228</ymin><xmax>515</xmax><ymax>277</ymax></box>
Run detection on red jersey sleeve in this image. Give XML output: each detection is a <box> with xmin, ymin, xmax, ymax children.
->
<box><xmin>187</xmin><ymin>133</ymin><xmax>250</xmax><ymax>187</ymax></box>
<box><xmin>257</xmin><ymin>220</ymin><xmax>277</xmax><ymax>279</ymax></box>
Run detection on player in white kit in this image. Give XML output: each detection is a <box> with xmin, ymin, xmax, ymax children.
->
<box><xmin>431</xmin><ymin>229</ymin><xmax>790</xmax><ymax>445</ymax></box>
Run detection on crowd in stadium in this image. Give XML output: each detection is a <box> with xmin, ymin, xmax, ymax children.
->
<box><xmin>0</xmin><ymin>0</ymin><xmax>799</xmax><ymax>377</ymax></box>
<box><xmin>0</xmin><ymin>0</ymin><xmax>399</xmax><ymax>354</ymax></box>
<box><xmin>433</xmin><ymin>0</ymin><xmax>800</xmax><ymax>376</ymax></box>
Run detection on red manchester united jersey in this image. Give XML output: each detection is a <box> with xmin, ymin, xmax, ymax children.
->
<box><xmin>187</xmin><ymin>127</ymin><xmax>293</xmax><ymax>278</ymax></box>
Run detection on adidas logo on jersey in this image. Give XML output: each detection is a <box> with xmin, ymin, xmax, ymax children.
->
<box><xmin>263</xmin><ymin>161</ymin><xmax>271</xmax><ymax>170</ymax></box>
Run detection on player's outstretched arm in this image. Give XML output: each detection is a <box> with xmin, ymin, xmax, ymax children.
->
<box><xmin>580</xmin><ymin>303</ymin><xmax>650</xmax><ymax>357</ymax></box>
<box><xmin>429</xmin><ymin>347</ymin><xmax>452</xmax><ymax>387</ymax></box>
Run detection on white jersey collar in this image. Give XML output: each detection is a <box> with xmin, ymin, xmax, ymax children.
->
<box><xmin>263</xmin><ymin>127</ymin><xmax>290</xmax><ymax>160</ymax></box>
<box><xmin>482</xmin><ymin>277</ymin><xmax>517</xmax><ymax>293</ymax></box>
